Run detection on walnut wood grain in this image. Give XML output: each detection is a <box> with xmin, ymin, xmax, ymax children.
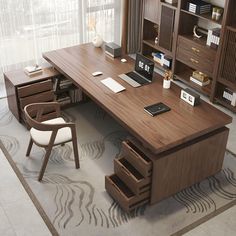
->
<box><xmin>143</xmin><ymin>0</ymin><xmax>160</xmax><ymax>24</ymax></box>
<box><xmin>4</xmin><ymin>67</ymin><xmax>59</xmax><ymax>122</ymax></box>
<box><xmin>150</xmin><ymin>127</ymin><xmax>229</xmax><ymax>204</ymax></box>
<box><xmin>43</xmin><ymin>43</ymin><xmax>232</xmax><ymax>154</ymax></box>
<box><xmin>4</xmin><ymin>67</ymin><xmax>59</xmax><ymax>87</ymax></box>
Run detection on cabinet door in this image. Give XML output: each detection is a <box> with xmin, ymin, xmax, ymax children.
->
<box><xmin>220</xmin><ymin>29</ymin><xmax>236</xmax><ymax>82</ymax></box>
<box><xmin>143</xmin><ymin>0</ymin><xmax>159</xmax><ymax>24</ymax></box>
<box><xmin>159</xmin><ymin>5</ymin><xmax>175</xmax><ymax>51</ymax></box>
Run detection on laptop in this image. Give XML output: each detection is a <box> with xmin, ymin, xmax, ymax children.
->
<box><xmin>119</xmin><ymin>53</ymin><xmax>154</xmax><ymax>87</ymax></box>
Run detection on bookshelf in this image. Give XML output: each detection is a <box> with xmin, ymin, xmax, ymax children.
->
<box><xmin>53</xmin><ymin>76</ymin><xmax>83</xmax><ymax>107</ymax></box>
<box><xmin>141</xmin><ymin>0</ymin><xmax>236</xmax><ymax>112</ymax></box>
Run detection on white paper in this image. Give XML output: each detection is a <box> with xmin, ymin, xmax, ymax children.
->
<box><xmin>101</xmin><ymin>77</ymin><xmax>125</xmax><ymax>93</ymax></box>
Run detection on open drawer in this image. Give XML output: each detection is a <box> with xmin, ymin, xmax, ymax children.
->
<box><xmin>114</xmin><ymin>157</ymin><xmax>151</xmax><ymax>195</ymax></box>
<box><xmin>105</xmin><ymin>174</ymin><xmax>150</xmax><ymax>212</ymax></box>
<box><xmin>122</xmin><ymin>140</ymin><xmax>152</xmax><ymax>177</ymax></box>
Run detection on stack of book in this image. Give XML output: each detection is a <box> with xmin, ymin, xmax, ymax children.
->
<box><xmin>24</xmin><ymin>65</ymin><xmax>43</xmax><ymax>76</ymax></box>
<box><xmin>152</xmin><ymin>52</ymin><xmax>172</xmax><ymax>69</ymax></box>
<box><xmin>187</xmin><ymin>0</ymin><xmax>212</xmax><ymax>14</ymax></box>
<box><xmin>222</xmin><ymin>88</ymin><xmax>236</xmax><ymax>106</ymax></box>
<box><xmin>57</xmin><ymin>93</ymin><xmax>71</xmax><ymax>106</ymax></box>
<box><xmin>190</xmin><ymin>71</ymin><xmax>210</xmax><ymax>86</ymax></box>
<box><xmin>59</xmin><ymin>79</ymin><xmax>73</xmax><ymax>90</ymax></box>
<box><xmin>69</xmin><ymin>87</ymin><xmax>83</xmax><ymax>103</ymax></box>
<box><xmin>207</xmin><ymin>28</ymin><xmax>221</xmax><ymax>49</ymax></box>
<box><xmin>152</xmin><ymin>52</ymin><xmax>164</xmax><ymax>65</ymax></box>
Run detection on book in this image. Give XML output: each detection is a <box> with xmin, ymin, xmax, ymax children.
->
<box><xmin>164</xmin><ymin>0</ymin><xmax>178</xmax><ymax>4</ymax></box>
<box><xmin>190</xmin><ymin>76</ymin><xmax>210</xmax><ymax>86</ymax></box>
<box><xmin>187</xmin><ymin>0</ymin><xmax>212</xmax><ymax>14</ymax></box>
<box><xmin>207</xmin><ymin>28</ymin><xmax>220</xmax><ymax>48</ymax></box>
<box><xmin>231</xmin><ymin>92</ymin><xmax>236</xmax><ymax>106</ymax></box>
<box><xmin>24</xmin><ymin>65</ymin><xmax>43</xmax><ymax>76</ymax></box>
<box><xmin>223</xmin><ymin>88</ymin><xmax>233</xmax><ymax>102</ymax></box>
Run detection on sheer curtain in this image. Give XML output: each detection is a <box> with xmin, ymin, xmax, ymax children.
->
<box><xmin>0</xmin><ymin>0</ymin><xmax>122</xmax><ymax>93</ymax></box>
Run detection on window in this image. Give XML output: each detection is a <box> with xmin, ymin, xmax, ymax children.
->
<box><xmin>0</xmin><ymin>0</ymin><xmax>121</xmax><ymax>74</ymax></box>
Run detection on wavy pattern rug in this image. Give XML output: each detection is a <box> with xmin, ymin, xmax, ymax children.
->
<box><xmin>1</xmin><ymin>97</ymin><xmax>236</xmax><ymax>236</ymax></box>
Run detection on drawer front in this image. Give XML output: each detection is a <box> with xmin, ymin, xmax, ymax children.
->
<box><xmin>18</xmin><ymin>79</ymin><xmax>53</xmax><ymax>98</ymax></box>
<box><xmin>105</xmin><ymin>174</ymin><xmax>150</xmax><ymax>212</ymax></box>
<box><xmin>114</xmin><ymin>158</ymin><xmax>151</xmax><ymax>195</ymax></box>
<box><xmin>176</xmin><ymin>47</ymin><xmax>214</xmax><ymax>75</ymax></box>
<box><xmin>122</xmin><ymin>141</ymin><xmax>152</xmax><ymax>177</ymax></box>
<box><xmin>19</xmin><ymin>90</ymin><xmax>54</xmax><ymax>109</ymax></box>
<box><xmin>178</xmin><ymin>36</ymin><xmax>216</xmax><ymax>62</ymax></box>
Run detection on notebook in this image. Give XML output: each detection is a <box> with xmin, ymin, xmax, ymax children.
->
<box><xmin>144</xmin><ymin>102</ymin><xmax>171</xmax><ymax>116</ymax></box>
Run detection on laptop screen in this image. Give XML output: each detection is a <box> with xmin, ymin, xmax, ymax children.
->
<box><xmin>135</xmin><ymin>53</ymin><xmax>154</xmax><ymax>81</ymax></box>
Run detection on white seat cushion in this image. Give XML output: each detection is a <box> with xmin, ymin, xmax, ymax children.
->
<box><xmin>30</xmin><ymin>117</ymin><xmax>72</xmax><ymax>146</ymax></box>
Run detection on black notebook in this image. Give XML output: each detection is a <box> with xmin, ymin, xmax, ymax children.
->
<box><xmin>144</xmin><ymin>102</ymin><xmax>171</xmax><ymax>116</ymax></box>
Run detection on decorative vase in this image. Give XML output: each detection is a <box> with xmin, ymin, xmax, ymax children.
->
<box><xmin>163</xmin><ymin>79</ymin><xmax>171</xmax><ymax>89</ymax></box>
<box><xmin>92</xmin><ymin>34</ymin><xmax>103</xmax><ymax>47</ymax></box>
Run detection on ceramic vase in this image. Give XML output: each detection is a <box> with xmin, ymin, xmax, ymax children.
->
<box><xmin>92</xmin><ymin>35</ymin><xmax>103</xmax><ymax>47</ymax></box>
<box><xmin>163</xmin><ymin>79</ymin><xmax>171</xmax><ymax>89</ymax></box>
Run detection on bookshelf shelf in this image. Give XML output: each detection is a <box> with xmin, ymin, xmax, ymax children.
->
<box><xmin>181</xmin><ymin>9</ymin><xmax>222</xmax><ymax>25</ymax></box>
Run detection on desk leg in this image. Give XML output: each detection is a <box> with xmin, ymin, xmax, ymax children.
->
<box><xmin>150</xmin><ymin>127</ymin><xmax>229</xmax><ymax>204</ymax></box>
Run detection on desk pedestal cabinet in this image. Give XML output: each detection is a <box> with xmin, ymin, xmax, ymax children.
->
<box><xmin>106</xmin><ymin>127</ymin><xmax>229</xmax><ymax>212</ymax></box>
<box><xmin>4</xmin><ymin>67</ymin><xmax>59</xmax><ymax>123</ymax></box>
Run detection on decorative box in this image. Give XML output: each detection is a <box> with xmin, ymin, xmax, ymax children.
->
<box><xmin>187</xmin><ymin>0</ymin><xmax>212</xmax><ymax>14</ymax></box>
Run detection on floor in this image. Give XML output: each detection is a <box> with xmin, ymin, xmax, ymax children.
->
<box><xmin>0</xmin><ymin>81</ymin><xmax>236</xmax><ymax>235</ymax></box>
<box><xmin>0</xmin><ymin>148</ymin><xmax>51</xmax><ymax>236</ymax></box>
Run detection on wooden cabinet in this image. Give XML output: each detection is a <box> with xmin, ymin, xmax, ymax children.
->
<box><xmin>106</xmin><ymin>127</ymin><xmax>229</xmax><ymax>211</ymax></box>
<box><xmin>176</xmin><ymin>36</ymin><xmax>216</xmax><ymax>76</ymax></box>
<box><xmin>105</xmin><ymin>139</ymin><xmax>152</xmax><ymax>212</ymax></box>
<box><xmin>141</xmin><ymin>1</ymin><xmax>178</xmax><ymax>72</ymax></box>
<box><xmin>4</xmin><ymin>67</ymin><xmax>84</xmax><ymax>125</ymax></box>
<box><xmin>141</xmin><ymin>0</ymin><xmax>236</xmax><ymax>113</ymax></box>
<box><xmin>214</xmin><ymin>0</ymin><xmax>236</xmax><ymax>112</ymax></box>
<box><xmin>4</xmin><ymin>67</ymin><xmax>59</xmax><ymax>123</ymax></box>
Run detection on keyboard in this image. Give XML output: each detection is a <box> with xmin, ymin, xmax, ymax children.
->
<box><xmin>118</xmin><ymin>74</ymin><xmax>141</xmax><ymax>87</ymax></box>
<box><xmin>126</xmin><ymin>71</ymin><xmax>148</xmax><ymax>85</ymax></box>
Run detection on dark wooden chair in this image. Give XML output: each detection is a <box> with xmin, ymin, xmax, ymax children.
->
<box><xmin>24</xmin><ymin>102</ymin><xmax>80</xmax><ymax>181</ymax></box>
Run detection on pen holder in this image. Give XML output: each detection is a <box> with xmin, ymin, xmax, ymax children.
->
<box><xmin>163</xmin><ymin>79</ymin><xmax>171</xmax><ymax>89</ymax></box>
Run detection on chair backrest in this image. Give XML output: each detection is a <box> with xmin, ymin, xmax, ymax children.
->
<box><xmin>24</xmin><ymin>102</ymin><xmax>61</xmax><ymax>131</ymax></box>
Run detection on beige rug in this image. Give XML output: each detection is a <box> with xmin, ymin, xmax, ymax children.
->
<box><xmin>1</xmin><ymin>97</ymin><xmax>236</xmax><ymax>236</ymax></box>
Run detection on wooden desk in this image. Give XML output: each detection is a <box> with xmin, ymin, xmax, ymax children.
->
<box><xmin>43</xmin><ymin>43</ymin><xmax>232</xmax><ymax>211</ymax></box>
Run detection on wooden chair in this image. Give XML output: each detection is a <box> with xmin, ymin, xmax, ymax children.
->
<box><xmin>24</xmin><ymin>102</ymin><xmax>80</xmax><ymax>181</ymax></box>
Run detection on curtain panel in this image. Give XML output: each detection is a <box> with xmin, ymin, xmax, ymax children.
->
<box><xmin>125</xmin><ymin>0</ymin><xmax>143</xmax><ymax>54</ymax></box>
<box><xmin>0</xmin><ymin>0</ymin><xmax>122</xmax><ymax>75</ymax></box>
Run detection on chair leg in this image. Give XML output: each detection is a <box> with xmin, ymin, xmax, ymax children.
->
<box><xmin>38</xmin><ymin>146</ymin><xmax>53</xmax><ymax>181</ymax></box>
<box><xmin>26</xmin><ymin>138</ymin><xmax>33</xmax><ymax>157</ymax></box>
<box><xmin>72</xmin><ymin>138</ymin><xmax>80</xmax><ymax>169</ymax></box>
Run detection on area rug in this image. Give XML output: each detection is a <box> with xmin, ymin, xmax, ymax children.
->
<box><xmin>1</xmin><ymin>96</ymin><xmax>236</xmax><ymax>236</ymax></box>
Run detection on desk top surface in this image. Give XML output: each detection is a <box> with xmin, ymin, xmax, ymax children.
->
<box><xmin>4</xmin><ymin>67</ymin><xmax>60</xmax><ymax>86</ymax></box>
<box><xmin>43</xmin><ymin>43</ymin><xmax>232</xmax><ymax>154</ymax></box>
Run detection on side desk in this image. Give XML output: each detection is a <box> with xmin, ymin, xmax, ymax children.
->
<box><xmin>43</xmin><ymin>43</ymin><xmax>232</xmax><ymax>212</ymax></box>
<box><xmin>4</xmin><ymin>67</ymin><xmax>59</xmax><ymax>123</ymax></box>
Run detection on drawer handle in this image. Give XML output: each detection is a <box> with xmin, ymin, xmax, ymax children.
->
<box><xmin>191</xmin><ymin>47</ymin><xmax>200</xmax><ymax>53</ymax></box>
<box><xmin>190</xmin><ymin>58</ymin><xmax>199</xmax><ymax>64</ymax></box>
<box><xmin>121</xmin><ymin>166</ymin><xmax>131</xmax><ymax>176</ymax></box>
